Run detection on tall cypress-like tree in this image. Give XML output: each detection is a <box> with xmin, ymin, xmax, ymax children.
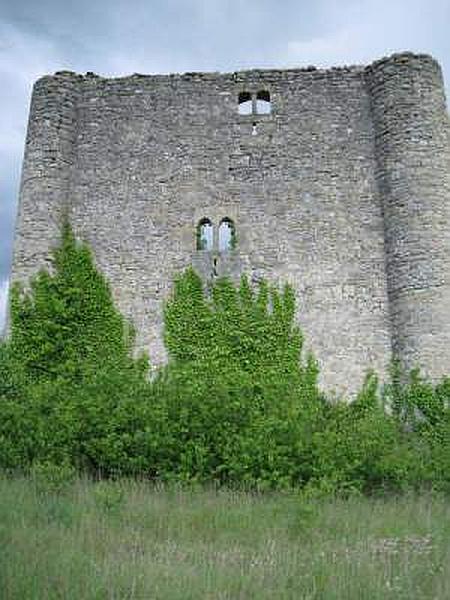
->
<box><xmin>9</xmin><ymin>221</ymin><xmax>146</xmax><ymax>383</ymax></box>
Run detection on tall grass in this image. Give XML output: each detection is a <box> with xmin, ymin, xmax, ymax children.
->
<box><xmin>0</xmin><ymin>475</ymin><xmax>449</xmax><ymax>599</ymax></box>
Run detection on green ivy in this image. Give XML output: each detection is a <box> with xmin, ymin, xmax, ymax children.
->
<box><xmin>164</xmin><ymin>268</ymin><xmax>314</xmax><ymax>379</ymax></box>
<box><xmin>0</xmin><ymin>222</ymin><xmax>149</xmax><ymax>473</ymax></box>
<box><xmin>9</xmin><ymin>221</ymin><xmax>147</xmax><ymax>384</ymax></box>
<box><xmin>1</xmin><ymin>225</ymin><xmax>449</xmax><ymax>492</ymax></box>
<box><xmin>159</xmin><ymin>268</ymin><xmax>324</xmax><ymax>487</ymax></box>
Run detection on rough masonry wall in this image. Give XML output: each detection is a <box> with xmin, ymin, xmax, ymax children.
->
<box><xmin>367</xmin><ymin>54</ymin><xmax>450</xmax><ymax>381</ymax></box>
<box><xmin>11</xmin><ymin>52</ymin><xmax>450</xmax><ymax>395</ymax></box>
<box><xmin>13</xmin><ymin>74</ymin><xmax>79</xmax><ymax>282</ymax></box>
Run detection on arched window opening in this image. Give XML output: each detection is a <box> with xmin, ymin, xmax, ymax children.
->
<box><xmin>196</xmin><ymin>218</ymin><xmax>213</xmax><ymax>251</ymax></box>
<box><xmin>218</xmin><ymin>218</ymin><xmax>236</xmax><ymax>252</ymax></box>
<box><xmin>238</xmin><ymin>91</ymin><xmax>252</xmax><ymax>115</ymax></box>
<box><xmin>256</xmin><ymin>90</ymin><xmax>271</xmax><ymax>114</ymax></box>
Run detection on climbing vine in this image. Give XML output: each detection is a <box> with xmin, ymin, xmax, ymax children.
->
<box><xmin>164</xmin><ymin>268</ymin><xmax>314</xmax><ymax>378</ymax></box>
<box><xmin>9</xmin><ymin>221</ymin><xmax>147</xmax><ymax>383</ymax></box>
<box><xmin>0</xmin><ymin>226</ymin><xmax>448</xmax><ymax>492</ymax></box>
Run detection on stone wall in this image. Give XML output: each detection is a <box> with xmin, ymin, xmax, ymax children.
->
<box><xmin>13</xmin><ymin>73</ymin><xmax>79</xmax><ymax>281</ymax></box>
<box><xmin>11</xmin><ymin>52</ymin><xmax>450</xmax><ymax>395</ymax></box>
<box><xmin>366</xmin><ymin>53</ymin><xmax>450</xmax><ymax>382</ymax></box>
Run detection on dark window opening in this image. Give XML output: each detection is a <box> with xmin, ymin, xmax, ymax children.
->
<box><xmin>196</xmin><ymin>218</ymin><xmax>213</xmax><ymax>250</ymax></box>
<box><xmin>256</xmin><ymin>90</ymin><xmax>271</xmax><ymax>114</ymax></box>
<box><xmin>218</xmin><ymin>218</ymin><xmax>236</xmax><ymax>251</ymax></box>
<box><xmin>238</xmin><ymin>90</ymin><xmax>272</xmax><ymax>116</ymax></box>
<box><xmin>238</xmin><ymin>91</ymin><xmax>252</xmax><ymax>115</ymax></box>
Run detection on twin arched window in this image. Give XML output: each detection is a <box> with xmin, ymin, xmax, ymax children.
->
<box><xmin>196</xmin><ymin>218</ymin><xmax>236</xmax><ymax>251</ymax></box>
<box><xmin>238</xmin><ymin>90</ymin><xmax>271</xmax><ymax>115</ymax></box>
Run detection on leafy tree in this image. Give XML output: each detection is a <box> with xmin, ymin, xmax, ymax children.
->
<box><xmin>9</xmin><ymin>221</ymin><xmax>147</xmax><ymax>383</ymax></box>
<box><xmin>0</xmin><ymin>222</ymin><xmax>149</xmax><ymax>473</ymax></box>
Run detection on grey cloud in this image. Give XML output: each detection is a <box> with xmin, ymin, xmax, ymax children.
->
<box><xmin>2</xmin><ymin>0</ymin><xmax>327</xmax><ymax>74</ymax></box>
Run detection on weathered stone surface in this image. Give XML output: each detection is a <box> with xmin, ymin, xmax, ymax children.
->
<box><xmin>11</xmin><ymin>52</ymin><xmax>450</xmax><ymax>396</ymax></box>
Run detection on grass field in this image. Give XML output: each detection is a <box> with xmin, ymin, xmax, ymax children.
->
<box><xmin>0</xmin><ymin>476</ymin><xmax>449</xmax><ymax>599</ymax></box>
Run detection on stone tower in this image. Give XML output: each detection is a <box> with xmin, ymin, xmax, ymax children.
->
<box><xmin>11</xmin><ymin>52</ymin><xmax>450</xmax><ymax>395</ymax></box>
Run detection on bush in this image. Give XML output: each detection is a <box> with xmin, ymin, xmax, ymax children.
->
<box><xmin>309</xmin><ymin>374</ymin><xmax>420</xmax><ymax>493</ymax></box>
<box><xmin>9</xmin><ymin>221</ymin><xmax>147</xmax><ymax>384</ymax></box>
<box><xmin>385</xmin><ymin>368</ymin><xmax>450</xmax><ymax>491</ymax></box>
<box><xmin>0</xmin><ymin>222</ymin><xmax>149</xmax><ymax>473</ymax></box>
<box><xmin>31</xmin><ymin>460</ymin><xmax>76</xmax><ymax>495</ymax></box>
<box><xmin>1</xmin><ymin>225</ymin><xmax>449</xmax><ymax>493</ymax></box>
<box><xmin>156</xmin><ymin>269</ymin><xmax>325</xmax><ymax>487</ymax></box>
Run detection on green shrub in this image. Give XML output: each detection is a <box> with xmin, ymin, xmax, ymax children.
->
<box><xmin>93</xmin><ymin>480</ymin><xmax>125</xmax><ymax>514</ymax></box>
<box><xmin>385</xmin><ymin>368</ymin><xmax>450</xmax><ymax>491</ymax></box>
<box><xmin>156</xmin><ymin>269</ymin><xmax>325</xmax><ymax>488</ymax></box>
<box><xmin>9</xmin><ymin>221</ymin><xmax>148</xmax><ymax>384</ymax></box>
<box><xmin>1</xmin><ymin>222</ymin><xmax>149</xmax><ymax>474</ymax></box>
<box><xmin>309</xmin><ymin>374</ymin><xmax>420</xmax><ymax>493</ymax></box>
<box><xmin>31</xmin><ymin>460</ymin><xmax>76</xmax><ymax>495</ymax></box>
<box><xmin>2</xmin><ymin>224</ymin><xmax>450</xmax><ymax>493</ymax></box>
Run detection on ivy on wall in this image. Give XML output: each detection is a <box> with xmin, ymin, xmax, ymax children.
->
<box><xmin>164</xmin><ymin>267</ymin><xmax>315</xmax><ymax>379</ymax></box>
<box><xmin>9</xmin><ymin>221</ymin><xmax>147</xmax><ymax>384</ymax></box>
<box><xmin>0</xmin><ymin>224</ymin><xmax>448</xmax><ymax>492</ymax></box>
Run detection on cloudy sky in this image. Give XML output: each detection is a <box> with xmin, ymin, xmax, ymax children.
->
<box><xmin>1</xmin><ymin>0</ymin><xmax>450</xmax><ymax>330</ymax></box>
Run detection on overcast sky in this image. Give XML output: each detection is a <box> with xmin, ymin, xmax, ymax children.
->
<box><xmin>1</xmin><ymin>0</ymin><xmax>450</xmax><ymax>330</ymax></box>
